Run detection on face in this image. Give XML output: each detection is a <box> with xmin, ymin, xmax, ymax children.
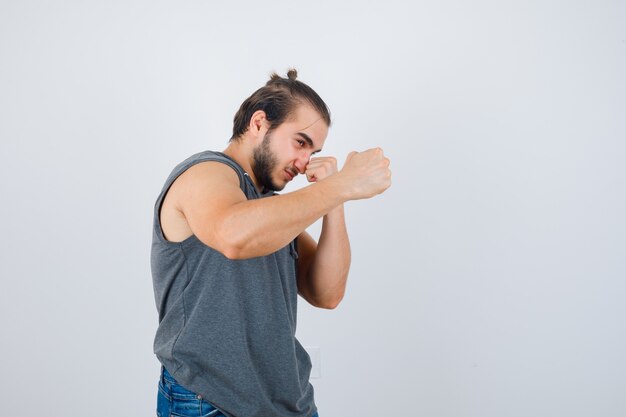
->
<box><xmin>251</xmin><ymin>105</ymin><xmax>328</xmax><ymax>192</ymax></box>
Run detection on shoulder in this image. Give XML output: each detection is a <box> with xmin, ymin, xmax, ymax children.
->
<box><xmin>184</xmin><ymin>159</ymin><xmax>240</xmax><ymax>184</ymax></box>
<box><xmin>171</xmin><ymin>160</ymin><xmax>240</xmax><ymax>198</ymax></box>
<box><xmin>161</xmin><ymin>159</ymin><xmax>244</xmax><ymax>219</ymax></box>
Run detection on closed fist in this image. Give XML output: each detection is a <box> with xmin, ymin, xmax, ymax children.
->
<box><xmin>305</xmin><ymin>156</ymin><xmax>338</xmax><ymax>182</ymax></box>
<box><xmin>339</xmin><ymin>148</ymin><xmax>391</xmax><ymax>200</ymax></box>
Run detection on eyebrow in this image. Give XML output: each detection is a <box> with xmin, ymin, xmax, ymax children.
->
<box><xmin>296</xmin><ymin>132</ymin><xmax>323</xmax><ymax>154</ymax></box>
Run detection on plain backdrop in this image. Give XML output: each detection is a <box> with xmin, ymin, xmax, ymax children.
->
<box><xmin>1</xmin><ymin>1</ymin><xmax>625</xmax><ymax>416</ymax></box>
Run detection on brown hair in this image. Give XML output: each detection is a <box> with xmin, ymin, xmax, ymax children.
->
<box><xmin>230</xmin><ymin>69</ymin><xmax>331</xmax><ymax>141</ymax></box>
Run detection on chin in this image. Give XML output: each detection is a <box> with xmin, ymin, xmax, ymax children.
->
<box><xmin>263</xmin><ymin>179</ymin><xmax>284</xmax><ymax>192</ymax></box>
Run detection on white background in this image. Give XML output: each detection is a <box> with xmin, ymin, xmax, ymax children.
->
<box><xmin>1</xmin><ymin>1</ymin><xmax>625</xmax><ymax>416</ymax></box>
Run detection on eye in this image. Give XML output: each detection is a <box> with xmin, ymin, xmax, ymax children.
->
<box><xmin>296</xmin><ymin>139</ymin><xmax>306</xmax><ymax>147</ymax></box>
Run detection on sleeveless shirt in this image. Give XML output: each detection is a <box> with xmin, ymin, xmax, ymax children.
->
<box><xmin>151</xmin><ymin>150</ymin><xmax>316</xmax><ymax>417</ymax></box>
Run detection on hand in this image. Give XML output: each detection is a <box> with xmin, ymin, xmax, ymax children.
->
<box><xmin>337</xmin><ymin>148</ymin><xmax>391</xmax><ymax>200</ymax></box>
<box><xmin>305</xmin><ymin>156</ymin><xmax>338</xmax><ymax>182</ymax></box>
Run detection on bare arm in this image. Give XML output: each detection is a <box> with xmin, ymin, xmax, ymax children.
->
<box><xmin>296</xmin><ymin>204</ymin><xmax>350</xmax><ymax>309</ymax></box>
<box><xmin>175</xmin><ymin>148</ymin><xmax>390</xmax><ymax>260</ymax></box>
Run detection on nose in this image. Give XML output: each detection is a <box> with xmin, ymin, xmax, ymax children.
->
<box><xmin>293</xmin><ymin>151</ymin><xmax>311</xmax><ymax>174</ymax></box>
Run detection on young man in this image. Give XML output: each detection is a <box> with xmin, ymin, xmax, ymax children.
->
<box><xmin>151</xmin><ymin>69</ymin><xmax>391</xmax><ymax>417</ymax></box>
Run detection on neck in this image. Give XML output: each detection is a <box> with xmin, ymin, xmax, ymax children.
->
<box><xmin>222</xmin><ymin>139</ymin><xmax>262</xmax><ymax>192</ymax></box>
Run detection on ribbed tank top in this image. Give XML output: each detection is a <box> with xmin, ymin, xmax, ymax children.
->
<box><xmin>151</xmin><ymin>150</ymin><xmax>316</xmax><ymax>417</ymax></box>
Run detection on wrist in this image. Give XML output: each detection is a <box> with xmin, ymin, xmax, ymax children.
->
<box><xmin>325</xmin><ymin>203</ymin><xmax>344</xmax><ymax>218</ymax></box>
<box><xmin>322</xmin><ymin>172</ymin><xmax>352</xmax><ymax>202</ymax></box>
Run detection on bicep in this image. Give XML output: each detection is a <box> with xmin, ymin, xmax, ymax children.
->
<box><xmin>177</xmin><ymin>161</ymin><xmax>247</xmax><ymax>253</ymax></box>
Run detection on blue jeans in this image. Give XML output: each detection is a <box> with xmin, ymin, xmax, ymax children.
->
<box><xmin>157</xmin><ymin>366</ymin><xmax>319</xmax><ymax>417</ymax></box>
<box><xmin>157</xmin><ymin>366</ymin><xmax>227</xmax><ymax>417</ymax></box>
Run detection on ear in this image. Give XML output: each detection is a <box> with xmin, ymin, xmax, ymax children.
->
<box><xmin>248</xmin><ymin>110</ymin><xmax>270</xmax><ymax>141</ymax></box>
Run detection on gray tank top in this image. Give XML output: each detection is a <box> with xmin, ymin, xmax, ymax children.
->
<box><xmin>151</xmin><ymin>150</ymin><xmax>316</xmax><ymax>417</ymax></box>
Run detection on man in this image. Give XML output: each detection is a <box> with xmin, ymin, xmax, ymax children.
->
<box><xmin>151</xmin><ymin>69</ymin><xmax>391</xmax><ymax>417</ymax></box>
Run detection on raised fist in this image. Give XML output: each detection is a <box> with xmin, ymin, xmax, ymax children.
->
<box><xmin>305</xmin><ymin>156</ymin><xmax>338</xmax><ymax>182</ymax></box>
<box><xmin>338</xmin><ymin>148</ymin><xmax>392</xmax><ymax>200</ymax></box>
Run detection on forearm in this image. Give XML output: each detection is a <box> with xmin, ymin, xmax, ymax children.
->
<box><xmin>220</xmin><ymin>177</ymin><xmax>348</xmax><ymax>259</ymax></box>
<box><xmin>306</xmin><ymin>205</ymin><xmax>351</xmax><ymax>307</ymax></box>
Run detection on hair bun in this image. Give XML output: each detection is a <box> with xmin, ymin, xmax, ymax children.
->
<box><xmin>286</xmin><ymin>68</ymin><xmax>298</xmax><ymax>81</ymax></box>
<box><xmin>267</xmin><ymin>69</ymin><xmax>298</xmax><ymax>84</ymax></box>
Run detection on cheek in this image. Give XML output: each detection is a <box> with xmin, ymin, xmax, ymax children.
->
<box><xmin>282</xmin><ymin>150</ymin><xmax>298</xmax><ymax>164</ymax></box>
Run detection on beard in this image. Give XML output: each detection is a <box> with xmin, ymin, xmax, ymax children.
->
<box><xmin>251</xmin><ymin>132</ymin><xmax>282</xmax><ymax>192</ymax></box>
